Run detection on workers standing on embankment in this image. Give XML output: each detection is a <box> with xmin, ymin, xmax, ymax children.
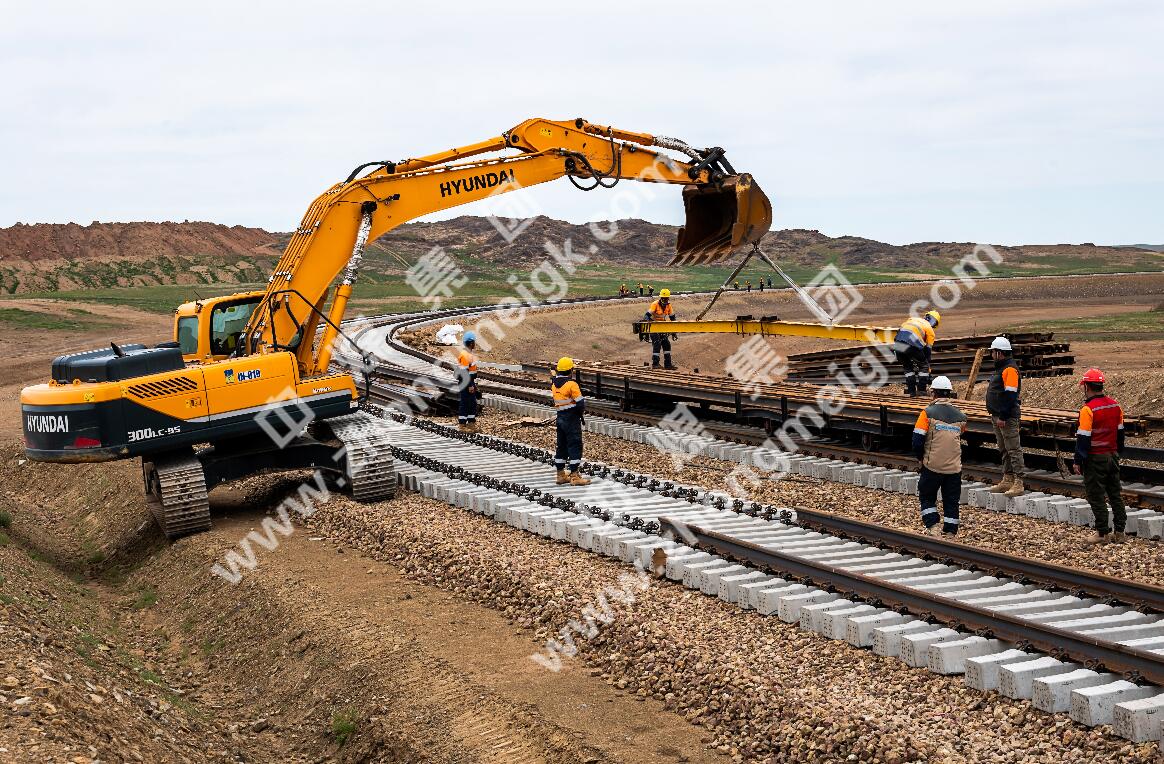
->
<box><xmin>644</xmin><ymin>288</ymin><xmax>678</xmax><ymax>369</ymax></box>
<box><xmin>912</xmin><ymin>376</ymin><xmax>967</xmax><ymax>537</ymax></box>
<box><xmin>552</xmin><ymin>357</ymin><xmax>590</xmax><ymax>486</ymax></box>
<box><xmin>1073</xmin><ymin>367</ymin><xmax>1127</xmax><ymax>544</ymax></box>
<box><xmin>893</xmin><ymin>310</ymin><xmax>941</xmax><ymax>397</ymax></box>
<box><xmin>457</xmin><ymin>331</ymin><xmax>479</xmax><ymax>432</ymax></box>
<box><xmin>986</xmin><ymin>336</ymin><xmax>1025</xmax><ymax>497</ymax></box>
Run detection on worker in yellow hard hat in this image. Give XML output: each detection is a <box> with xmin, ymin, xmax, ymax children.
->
<box><xmin>893</xmin><ymin>309</ymin><xmax>941</xmax><ymax>396</ymax></box>
<box><xmin>551</xmin><ymin>357</ymin><xmax>590</xmax><ymax>486</ymax></box>
<box><xmin>643</xmin><ymin>288</ymin><xmax>677</xmax><ymax>369</ymax></box>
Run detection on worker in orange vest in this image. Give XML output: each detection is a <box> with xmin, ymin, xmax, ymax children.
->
<box><xmin>551</xmin><ymin>357</ymin><xmax>590</xmax><ymax>486</ymax></box>
<box><xmin>893</xmin><ymin>310</ymin><xmax>940</xmax><ymax>396</ymax></box>
<box><xmin>456</xmin><ymin>331</ymin><xmax>479</xmax><ymax>432</ymax></box>
<box><xmin>643</xmin><ymin>288</ymin><xmax>677</xmax><ymax>369</ymax></box>
<box><xmin>1073</xmin><ymin>367</ymin><xmax>1126</xmax><ymax>544</ymax></box>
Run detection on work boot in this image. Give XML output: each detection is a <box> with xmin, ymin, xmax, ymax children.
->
<box><xmin>924</xmin><ymin>525</ymin><xmax>941</xmax><ymax>537</ymax></box>
<box><xmin>569</xmin><ymin>472</ymin><xmax>591</xmax><ymax>486</ymax></box>
<box><xmin>989</xmin><ymin>475</ymin><xmax>1014</xmax><ymax>493</ymax></box>
<box><xmin>555</xmin><ymin>470</ymin><xmax>570</xmax><ymax>485</ymax></box>
<box><xmin>466</xmin><ymin>421</ymin><xmax>479</xmax><ymax>433</ymax></box>
<box><xmin>1112</xmin><ymin>531</ymin><xmax>1127</xmax><ymax>544</ymax></box>
<box><xmin>1084</xmin><ymin>532</ymin><xmax>1110</xmax><ymax>546</ymax></box>
<box><xmin>663</xmin><ymin>363</ymin><xmax>678</xmax><ymax>370</ymax></box>
<box><xmin>457</xmin><ymin>422</ymin><xmax>472</xmax><ymax>433</ymax></box>
<box><xmin>1003</xmin><ymin>478</ymin><xmax>1025</xmax><ymax>497</ymax></box>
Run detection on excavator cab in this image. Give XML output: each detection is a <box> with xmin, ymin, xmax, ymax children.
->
<box><xmin>672</xmin><ymin>173</ymin><xmax>772</xmax><ymax>265</ymax></box>
<box><xmin>174</xmin><ymin>291</ymin><xmax>265</xmax><ymax>362</ymax></box>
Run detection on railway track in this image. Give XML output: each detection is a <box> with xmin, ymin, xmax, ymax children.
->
<box><xmin>353</xmin><ymin>401</ymin><xmax>1164</xmax><ymax>743</ymax></box>
<box><xmin>349</xmin><ymin>295</ymin><xmax>1164</xmax><ymax>510</ymax></box>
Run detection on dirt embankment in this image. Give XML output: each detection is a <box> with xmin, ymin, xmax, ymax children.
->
<box><xmin>5</xmin><ymin>217</ymin><xmax>1162</xmax><ymax>295</ymax></box>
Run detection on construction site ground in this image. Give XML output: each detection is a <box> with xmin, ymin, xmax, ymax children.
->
<box><xmin>3</xmin><ymin>273</ymin><xmax>1164</xmax><ymax>763</ymax></box>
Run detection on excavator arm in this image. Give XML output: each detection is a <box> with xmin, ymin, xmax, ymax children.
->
<box><xmin>243</xmin><ymin>117</ymin><xmax>772</xmax><ymax>374</ymax></box>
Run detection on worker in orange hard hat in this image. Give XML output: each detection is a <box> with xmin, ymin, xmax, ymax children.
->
<box><xmin>551</xmin><ymin>357</ymin><xmax>590</xmax><ymax>486</ymax></box>
<box><xmin>1074</xmin><ymin>367</ymin><xmax>1126</xmax><ymax>544</ymax></box>
<box><xmin>893</xmin><ymin>309</ymin><xmax>941</xmax><ymax>397</ymax></box>
<box><xmin>644</xmin><ymin>288</ymin><xmax>677</xmax><ymax>369</ymax></box>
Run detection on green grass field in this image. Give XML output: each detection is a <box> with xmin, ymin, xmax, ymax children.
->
<box><xmin>1</xmin><ymin>263</ymin><xmax>904</xmax><ymax>317</ymax></box>
<box><xmin>0</xmin><ymin>307</ymin><xmax>116</xmax><ymax>331</ymax></box>
<box><xmin>1016</xmin><ymin>306</ymin><xmax>1164</xmax><ymax>341</ymax></box>
<box><xmin>4</xmin><ymin>258</ymin><xmax>1157</xmax><ymax>320</ymax></box>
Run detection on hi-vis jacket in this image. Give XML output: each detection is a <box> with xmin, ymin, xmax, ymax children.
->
<box><xmin>457</xmin><ymin>348</ymin><xmax>477</xmax><ymax>387</ymax></box>
<box><xmin>912</xmin><ymin>401</ymin><xmax>968</xmax><ymax>474</ymax></box>
<box><xmin>644</xmin><ymin>300</ymin><xmax>675</xmax><ymax>321</ymax></box>
<box><xmin>985</xmin><ymin>358</ymin><xmax>1020</xmax><ymax>420</ymax></box>
<box><xmin>895</xmin><ymin>316</ymin><xmax>935</xmax><ymax>352</ymax></box>
<box><xmin>1075</xmin><ymin>394</ymin><xmax>1125</xmax><ymax>464</ymax></box>
<box><xmin>551</xmin><ymin>373</ymin><xmax>585</xmax><ymax>422</ymax></box>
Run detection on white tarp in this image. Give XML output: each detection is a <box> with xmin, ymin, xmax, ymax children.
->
<box><xmin>434</xmin><ymin>324</ymin><xmax>464</xmax><ymax>345</ymax></box>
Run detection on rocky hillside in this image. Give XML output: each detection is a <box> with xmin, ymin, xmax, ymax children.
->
<box><xmin>2</xmin><ymin>217</ymin><xmax>1162</xmax><ymax>294</ymax></box>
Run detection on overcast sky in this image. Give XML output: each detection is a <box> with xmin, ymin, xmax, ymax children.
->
<box><xmin>1</xmin><ymin>1</ymin><xmax>1161</xmax><ymax>245</ymax></box>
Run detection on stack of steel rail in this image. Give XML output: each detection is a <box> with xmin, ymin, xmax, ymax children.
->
<box><xmin>784</xmin><ymin>332</ymin><xmax>1075</xmax><ymax>383</ymax></box>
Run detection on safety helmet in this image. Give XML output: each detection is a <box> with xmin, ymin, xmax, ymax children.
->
<box><xmin>659</xmin><ymin>288</ymin><xmax>671</xmax><ymax>298</ymax></box>
<box><xmin>1080</xmin><ymin>367</ymin><xmax>1105</xmax><ymax>385</ymax></box>
<box><xmin>930</xmin><ymin>376</ymin><xmax>953</xmax><ymax>392</ymax></box>
<box><xmin>556</xmin><ymin>357</ymin><xmax>575</xmax><ymax>372</ymax></box>
<box><xmin>989</xmin><ymin>336</ymin><xmax>1012</xmax><ymax>352</ymax></box>
<box><xmin>925</xmin><ymin>310</ymin><xmax>941</xmax><ymax>326</ymax></box>
<box><xmin>463</xmin><ymin>331</ymin><xmax>477</xmax><ymax>344</ymax></box>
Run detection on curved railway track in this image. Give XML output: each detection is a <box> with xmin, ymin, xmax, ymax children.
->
<box><xmin>350</xmin><ymin>292</ymin><xmax>1164</xmax><ymax>510</ymax></box>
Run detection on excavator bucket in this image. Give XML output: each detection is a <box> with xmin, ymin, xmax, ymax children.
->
<box><xmin>671</xmin><ymin>174</ymin><xmax>772</xmax><ymax>265</ymax></box>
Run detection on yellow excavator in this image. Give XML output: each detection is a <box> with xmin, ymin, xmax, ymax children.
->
<box><xmin>20</xmin><ymin>117</ymin><xmax>772</xmax><ymax>538</ymax></box>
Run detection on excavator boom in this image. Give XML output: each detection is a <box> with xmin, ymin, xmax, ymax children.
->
<box><xmin>245</xmin><ymin>118</ymin><xmax>770</xmax><ymax>372</ymax></box>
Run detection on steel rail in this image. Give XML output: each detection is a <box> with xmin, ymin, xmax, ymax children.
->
<box><xmin>791</xmin><ymin>507</ymin><xmax>1164</xmax><ymax>612</ymax></box>
<box><xmin>659</xmin><ymin>518</ymin><xmax>1164</xmax><ymax>685</ymax></box>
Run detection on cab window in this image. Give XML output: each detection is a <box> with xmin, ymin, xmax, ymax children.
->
<box><xmin>176</xmin><ymin>316</ymin><xmax>199</xmax><ymax>355</ymax></box>
<box><xmin>210</xmin><ymin>299</ymin><xmax>261</xmax><ymax>356</ymax></box>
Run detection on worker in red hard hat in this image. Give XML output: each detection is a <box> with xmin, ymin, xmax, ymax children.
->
<box><xmin>1073</xmin><ymin>367</ymin><xmax>1127</xmax><ymax>544</ymax></box>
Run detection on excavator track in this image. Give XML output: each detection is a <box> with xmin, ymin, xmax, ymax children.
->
<box><xmin>326</xmin><ymin>411</ymin><xmax>397</xmax><ymax>502</ymax></box>
<box><xmin>143</xmin><ymin>450</ymin><xmax>212</xmax><ymax>539</ymax></box>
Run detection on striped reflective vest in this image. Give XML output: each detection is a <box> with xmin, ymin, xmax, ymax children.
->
<box><xmin>551</xmin><ymin>375</ymin><xmax>584</xmax><ymax>420</ymax></box>
<box><xmin>913</xmin><ymin>401</ymin><xmax>967</xmax><ymax>474</ymax></box>
<box><xmin>894</xmin><ymin>316</ymin><xmax>935</xmax><ymax>350</ymax></box>
<box><xmin>1076</xmin><ymin>395</ymin><xmax>1124</xmax><ymax>458</ymax></box>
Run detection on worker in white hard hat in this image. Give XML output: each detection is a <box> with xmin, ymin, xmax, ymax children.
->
<box><xmin>644</xmin><ymin>288</ymin><xmax>678</xmax><ymax>369</ymax></box>
<box><xmin>893</xmin><ymin>310</ymin><xmax>941</xmax><ymax>397</ymax></box>
<box><xmin>551</xmin><ymin>357</ymin><xmax>590</xmax><ymax>486</ymax></box>
<box><xmin>912</xmin><ymin>376</ymin><xmax>968</xmax><ymax>536</ymax></box>
<box><xmin>985</xmin><ymin>336</ymin><xmax>1025</xmax><ymax>496</ymax></box>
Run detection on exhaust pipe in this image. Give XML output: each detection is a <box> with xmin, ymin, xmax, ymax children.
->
<box><xmin>671</xmin><ymin>174</ymin><xmax>772</xmax><ymax>265</ymax></box>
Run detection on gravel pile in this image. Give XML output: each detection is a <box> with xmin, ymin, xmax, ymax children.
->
<box><xmin>467</xmin><ymin>411</ymin><xmax>1164</xmax><ymax>588</ymax></box>
<box><xmin>304</xmin><ymin>487</ymin><xmax>1161</xmax><ymax>762</ymax></box>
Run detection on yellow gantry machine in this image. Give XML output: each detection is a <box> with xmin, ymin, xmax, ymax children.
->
<box><xmin>634</xmin><ymin>317</ymin><xmax>897</xmax><ymax>343</ymax></box>
<box><xmin>20</xmin><ymin>117</ymin><xmax>772</xmax><ymax>537</ymax></box>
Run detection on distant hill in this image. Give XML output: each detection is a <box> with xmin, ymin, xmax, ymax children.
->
<box><xmin>1</xmin><ymin>217</ymin><xmax>1162</xmax><ymax>294</ymax></box>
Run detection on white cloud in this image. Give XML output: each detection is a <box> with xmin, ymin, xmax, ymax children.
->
<box><xmin>0</xmin><ymin>0</ymin><xmax>1160</xmax><ymax>245</ymax></box>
